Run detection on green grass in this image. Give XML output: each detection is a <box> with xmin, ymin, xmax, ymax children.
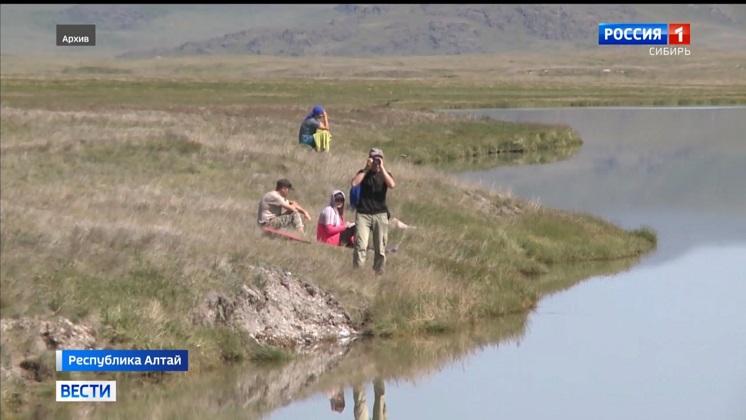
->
<box><xmin>630</xmin><ymin>226</ymin><xmax>658</xmax><ymax>248</ymax></box>
<box><xmin>0</xmin><ymin>78</ymin><xmax>593</xmax><ymax>171</ymax></box>
<box><xmin>249</xmin><ymin>346</ymin><xmax>296</xmax><ymax>364</ymax></box>
<box><xmin>0</xmin><ymin>57</ymin><xmax>665</xmax><ymax>417</ymax></box>
<box><xmin>2</xmin><ymin>77</ymin><xmax>745</xmax><ymax>112</ymax></box>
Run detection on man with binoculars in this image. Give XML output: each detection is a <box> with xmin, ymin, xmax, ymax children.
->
<box><xmin>350</xmin><ymin>148</ymin><xmax>396</xmax><ymax>276</ymax></box>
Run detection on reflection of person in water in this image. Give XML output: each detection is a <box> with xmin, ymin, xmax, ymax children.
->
<box><xmin>327</xmin><ymin>387</ymin><xmax>346</xmax><ymax>413</ymax></box>
<box><xmin>352</xmin><ymin>377</ymin><xmax>387</xmax><ymax>420</ymax></box>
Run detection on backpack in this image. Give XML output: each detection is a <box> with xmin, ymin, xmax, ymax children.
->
<box><xmin>349</xmin><ymin>184</ymin><xmax>361</xmax><ymax>209</ymax></box>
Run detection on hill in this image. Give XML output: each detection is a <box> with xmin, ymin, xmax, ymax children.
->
<box><xmin>2</xmin><ymin>4</ymin><xmax>746</xmax><ymax>58</ymax></box>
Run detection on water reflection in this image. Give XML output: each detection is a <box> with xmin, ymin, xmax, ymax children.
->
<box><xmin>271</xmin><ymin>246</ymin><xmax>746</xmax><ymax>420</ymax></box>
<box><xmin>459</xmin><ymin>106</ymin><xmax>746</xmax><ymax>266</ymax></box>
<box><xmin>353</xmin><ymin>378</ymin><xmax>387</xmax><ymax>420</ymax></box>
<box><xmin>36</xmin><ymin>314</ymin><xmax>529</xmax><ymax>420</ymax></box>
<box><xmin>458</xmin><ymin>107</ymin><xmax>746</xmax><ymax>215</ymax></box>
<box><xmin>434</xmin><ymin>144</ymin><xmax>581</xmax><ymax>173</ymax></box>
<box><xmin>323</xmin><ymin>378</ymin><xmax>389</xmax><ymax>420</ymax></box>
<box><xmin>327</xmin><ymin>387</ymin><xmax>346</xmax><ymax>413</ymax></box>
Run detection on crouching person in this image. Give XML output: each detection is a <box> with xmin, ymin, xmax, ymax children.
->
<box><xmin>317</xmin><ymin>190</ymin><xmax>356</xmax><ymax>247</ymax></box>
<box><xmin>257</xmin><ymin>178</ymin><xmax>311</xmax><ymax>235</ymax></box>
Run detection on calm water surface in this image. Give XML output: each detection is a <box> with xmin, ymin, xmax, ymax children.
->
<box><xmin>267</xmin><ymin>107</ymin><xmax>746</xmax><ymax>420</ymax></box>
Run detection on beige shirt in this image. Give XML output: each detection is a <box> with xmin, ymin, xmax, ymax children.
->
<box><xmin>257</xmin><ymin>190</ymin><xmax>288</xmax><ymax>224</ymax></box>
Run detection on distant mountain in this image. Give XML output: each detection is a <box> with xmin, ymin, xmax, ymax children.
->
<box><xmin>2</xmin><ymin>4</ymin><xmax>745</xmax><ymax>58</ymax></box>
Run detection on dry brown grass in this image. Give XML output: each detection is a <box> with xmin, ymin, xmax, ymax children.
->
<box><xmin>0</xmin><ymin>57</ymin><xmax>660</xmax><ymax>416</ymax></box>
<box><xmin>2</xmin><ymin>49</ymin><xmax>744</xmax><ymax>87</ymax></box>
<box><xmin>0</xmin><ymin>100</ymin><xmax>652</xmax><ymax>337</ymax></box>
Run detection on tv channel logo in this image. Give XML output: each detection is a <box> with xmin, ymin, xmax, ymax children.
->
<box><xmin>56</xmin><ymin>380</ymin><xmax>117</xmax><ymax>402</ymax></box>
<box><xmin>598</xmin><ymin>23</ymin><xmax>690</xmax><ymax>45</ymax></box>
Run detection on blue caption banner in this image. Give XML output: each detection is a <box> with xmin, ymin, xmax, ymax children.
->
<box><xmin>56</xmin><ymin>349</ymin><xmax>189</xmax><ymax>372</ymax></box>
<box><xmin>598</xmin><ymin>23</ymin><xmax>668</xmax><ymax>45</ymax></box>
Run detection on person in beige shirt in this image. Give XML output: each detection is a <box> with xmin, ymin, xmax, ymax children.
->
<box><xmin>257</xmin><ymin>178</ymin><xmax>311</xmax><ymax>235</ymax></box>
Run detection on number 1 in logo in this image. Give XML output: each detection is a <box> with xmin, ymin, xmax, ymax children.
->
<box><xmin>669</xmin><ymin>23</ymin><xmax>691</xmax><ymax>45</ymax></box>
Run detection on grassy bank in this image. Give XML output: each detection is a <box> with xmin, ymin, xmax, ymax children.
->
<box><xmin>30</xmin><ymin>314</ymin><xmax>532</xmax><ymax>420</ymax></box>
<box><xmin>6</xmin><ymin>255</ymin><xmax>639</xmax><ymax>420</ymax></box>
<box><xmin>0</xmin><ymin>78</ymin><xmax>588</xmax><ymax>166</ymax></box>
<box><xmin>0</xmin><ymin>55</ymin><xmax>662</xmax><ymax>415</ymax></box>
<box><xmin>14</xmin><ymin>254</ymin><xmax>645</xmax><ymax>418</ymax></box>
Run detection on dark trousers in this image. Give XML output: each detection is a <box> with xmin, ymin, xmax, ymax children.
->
<box><xmin>339</xmin><ymin>226</ymin><xmax>356</xmax><ymax>248</ymax></box>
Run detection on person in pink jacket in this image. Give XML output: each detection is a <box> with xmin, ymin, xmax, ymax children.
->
<box><xmin>317</xmin><ymin>190</ymin><xmax>356</xmax><ymax>247</ymax></box>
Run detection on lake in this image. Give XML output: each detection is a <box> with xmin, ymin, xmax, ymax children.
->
<box><xmin>266</xmin><ymin>106</ymin><xmax>746</xmax><ymax>420</ymax></box>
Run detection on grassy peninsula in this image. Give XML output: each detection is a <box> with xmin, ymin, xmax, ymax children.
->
<box><xmin>8</xmin><ymin>49</ymin><xmax>744</xmax><ymax>415</ymax></box>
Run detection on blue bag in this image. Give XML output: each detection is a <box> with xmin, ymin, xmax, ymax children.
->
<box><xmin>349</xmin><ymin>184</ymin><xmax>361</xmax><ymax>209</ymax></box>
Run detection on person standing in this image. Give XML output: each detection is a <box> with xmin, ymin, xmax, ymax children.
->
<box><xmin>350</xmin><ymin>148</ymin><xmax>395</xmax><ymax>275</ymax></box>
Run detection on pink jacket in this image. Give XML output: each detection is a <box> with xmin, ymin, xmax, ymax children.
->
<box><xmin>316</xmin><ymin>190</ymin><xmax>349</xmax><ymax>246</ymax></box>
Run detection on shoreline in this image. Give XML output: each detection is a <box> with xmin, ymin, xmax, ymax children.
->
<box><xmin>443</xmin><ymin>105</ymin><xmax>746</xmax><ymax>111</ymax></box>
<box><xmin>0</xmin><ymin>57</ymin><xmax>680</xmax><ymax>416</ymax></box>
